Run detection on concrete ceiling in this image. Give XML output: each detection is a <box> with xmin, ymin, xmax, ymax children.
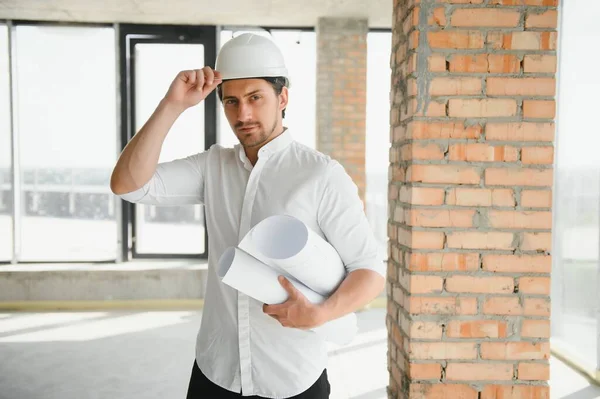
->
<box><xmin>0</xmin><ymin>0</ymin><xmax>393</xmax><ymax>28</ymax></box>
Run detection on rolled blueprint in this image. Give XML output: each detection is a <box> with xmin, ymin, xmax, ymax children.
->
<box><xmin>218</xmin><ymin>247</ymin><xmax>323</xmax><ymax>304</ymax></box>
<box><xmin>239</xmin><ymin>215</ymin><xmax>346</xmax><ymax>297</ymax></box>
<box><xmin>217</xmin><ymin>247</ymin><xmax>358</xmax><ymax>345</ymax></box>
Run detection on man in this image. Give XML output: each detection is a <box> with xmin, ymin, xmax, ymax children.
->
<box><xmin>110</xmin><ymin>33</ymin><xmax>385</xmax><ymax>399</ymax></box>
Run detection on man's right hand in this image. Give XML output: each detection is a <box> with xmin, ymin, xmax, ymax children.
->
<box><xmin>163</xmin><ymin>67</ymin><xmax>222</xmax><ymax>113</ymax></box>
<box><xmin>110</xmin><ymin>66</ymin><xmax>221</xmax><ymax>195</ymax></box>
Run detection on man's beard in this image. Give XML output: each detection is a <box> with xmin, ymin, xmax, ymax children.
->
<box><xmin>237</xmin><ymin>112</ymin><xmax>279</xmax><ymax>148</ymax></box>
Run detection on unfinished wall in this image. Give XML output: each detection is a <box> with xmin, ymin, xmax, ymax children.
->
<box><xmin>317</xmin><ymin>17</ymin><xmax>368</xmax><ymax>201</ymax></box>
<box><xmin>387</xmin><ymin>0</ymin><xmax>557</xmax><ymax>397</ymax></box>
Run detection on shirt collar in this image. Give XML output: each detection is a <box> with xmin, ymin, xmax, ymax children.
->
<box><xmin>236</xmin><ymin>128</ymin><xmax>293</xmax><ymax>169</ymax></box>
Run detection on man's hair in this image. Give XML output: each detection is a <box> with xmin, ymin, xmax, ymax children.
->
<box><xmin>217</xmin><ymin>77</ymin><xmax>287</xmax><ymax>119</ymax></box>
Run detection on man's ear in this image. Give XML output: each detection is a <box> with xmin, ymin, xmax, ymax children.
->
<box><xmin>279</xmin><ymin>86</ymin><xmax>289</xmax><ymax>113</ymax></box>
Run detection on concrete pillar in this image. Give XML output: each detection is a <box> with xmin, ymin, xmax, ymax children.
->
<box><xmin>387</xmin><ymin>1</ymin><xmax>557</xmax><ymax>397</ymax></box>
<box><xmin>316</xmin><ymin>17</ymin><xmax>368</xmax><ymax>202</ymax></box>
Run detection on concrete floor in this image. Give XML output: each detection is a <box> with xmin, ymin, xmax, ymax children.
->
<box><xmin>0</xmin><ymin>309</ymin><xmax>597</xmax><ymax>399</ymax></box>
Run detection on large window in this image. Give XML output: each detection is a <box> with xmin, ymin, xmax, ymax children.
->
<box><xmin>552</xmin><ymin>0</ymin><xmax>600</xmax><ymax>370</ymax></box>
<box><xmin>133</xmin><ymin>43</ymin><xmax>206</xmax><ymax>255</ymax></box>
<box><xmin>12</xmin><ymin>25</ymin><xmax>118</xmax><ymax>262</ymax></box>
<box><xmin>0</xmin><ymin>24</ymin><xmax>11</xmax><ymax>262</ymax></box>
<box><xmin>1</xmin><ymin>23</ymin><xmax>218</xmax><ymax>263</ymax></box>
<box><xmin>119</xmin><ymin>24</ymin><xmax>216</xmax><ymax>259</ymax></box>
<box><xmin>218</xmin><ymin>29</ymin><xmax>316</xmax><ymax>149</ymax></box>
<box><xmin>366</xmin><ymin>32</ymin><xmax>392</xmax><ymax>261</ymax></box>
<box><xmin>1</xmin><ymin>23</ymin><xmax>390</xmax><ymax>265</ymax></box>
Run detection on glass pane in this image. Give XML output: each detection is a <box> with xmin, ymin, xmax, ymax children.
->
<box><xmin>0</xmin><ymin>24</ymin><xmax>12</xmax><ymax>261</ymax></box>
<box><xmin>14</xmin><ymin>26</ymin><xmax>118</xmax><ymax>262</ymax></box>
<box><xmin>366</xmin><ymin>32</ymin><xmax>392</xmax><ymax>261</ymax></box>
<box><xmin>271</xmin><ymin>30</ymin><xmax>316</xmax><ymax>149</ymax></box>
<box><xmin>218</xmin><ymin>30</ymin><xmax>317</xmax><ymax>150</ymax></box>
<box><xmin>552</xmin><ymin>0</ymin><xmax>600</xmax><ymax>369</ymax></box>
<box><xmin>134</xmin><ymin>43</ymin><xmax>206</xmax><ymax>255</ymax></box>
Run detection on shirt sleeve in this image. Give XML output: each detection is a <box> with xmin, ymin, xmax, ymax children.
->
<box><xmin>317</xmin><ymin>160</ymin><xmax>385</xmax><ymax>277</ymax></box>
<box><xmin>118</xmin><ymin>151</ymin><xmax>208</xmax><ymax>206</ymax></box>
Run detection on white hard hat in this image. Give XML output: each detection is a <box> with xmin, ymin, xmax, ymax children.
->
<box><xmin>215</xmin><ymin>33</ymin><xmax>291</xmax><ymax>87</ymax></box>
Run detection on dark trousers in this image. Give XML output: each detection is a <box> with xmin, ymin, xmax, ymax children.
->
<box><xmin>186</xmin><ymin>360</ymin><xmax>330</xmax><ymax>399</ymax></box>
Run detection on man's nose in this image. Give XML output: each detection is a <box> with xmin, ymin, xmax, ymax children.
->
<box><xmin>237</xmin><ymin>103</ymin><xmax>253</xmax><ymax>122</ymax></box>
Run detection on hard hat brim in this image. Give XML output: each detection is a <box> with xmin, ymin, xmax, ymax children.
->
<box><xmin>219</xmin><ymin>74</ymin><xmax>291</xmax><ymax>88</ymax></box>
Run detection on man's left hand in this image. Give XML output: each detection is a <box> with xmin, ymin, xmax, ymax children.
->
<box><xmin>263</xmin><ymin>276</ymin><xmax>327</xmax><ymax>329</ymax></box>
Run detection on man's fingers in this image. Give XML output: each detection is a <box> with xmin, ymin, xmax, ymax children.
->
<box><xmin>196</xmin><ymin>69</ymin><xmax>205</xmax><ymax>91</ymax></box>
<box><xmin>263</xmin><ymin>304</ymin><xmax>288</xmax><ymax>325</ymax></box>
<box><xmin>175</xmin><ymin>68</ymin><xmax>220</xmax><ymax>95</ymax></box>
<box><xmin>263</xmin><ymin>304</ymin><xmax>282</xmax><ymax>315</ymax></box>
<box><xmin>180</xmin><ymin>70</ymin><xmax>194</xmax><ymax>85</ymax></box>
<box><xmin>203</xmin><ymin>67</ymin><xmax>214</xmax><ymax>86</ymax></box>
<box><xmin>266</xmin><ymin>311</ymin><xmax>287</xmax><ymax>326</ymax></box>
<box><xmin>279</xmin><ymin>276</ymin><xmax>298</xmax><ymax>299</ymax></box>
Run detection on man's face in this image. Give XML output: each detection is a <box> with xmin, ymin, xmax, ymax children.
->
<box><xmin>221</xmin><ymin>79</ymin><xmax>287</xmax><ymax>148</ymax></box>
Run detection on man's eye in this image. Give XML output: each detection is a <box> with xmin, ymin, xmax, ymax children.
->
<box><xmin>225</xmin><ymin>100</ymin><xmax>237</xmax><ymax>105</ymax></box>
<box><xmin>251</xmin><ymin>95</ymin><xmax>261</xmax><ymax>101</ymax></box>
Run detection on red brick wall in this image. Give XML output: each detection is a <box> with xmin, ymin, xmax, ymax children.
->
<box><xmin>388</xmin><ymin>1</ymin><xmax>557</xmax><ymax>397</ymax></box>
<box><xmin>316</xmin><ymin>18</ymin><xmax>368</xmax><ymax>201</ymax></box>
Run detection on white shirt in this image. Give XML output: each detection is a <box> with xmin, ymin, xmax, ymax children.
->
<box><xmin>119</xmin><ymin>129</ymin><xmax>384</xmax><ymax>398</ymax></box>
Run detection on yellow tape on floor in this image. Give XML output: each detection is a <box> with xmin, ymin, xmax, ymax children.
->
<box><xmin>551</xmin><ymin>344</ymin><xmax>600</xmax><ymax>385</ymax></box>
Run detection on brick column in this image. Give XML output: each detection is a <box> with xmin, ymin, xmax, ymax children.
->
<box><xmin>316</xmin><ymin>17</ymin><xmax>368</xmax><ymax>202</ymax></box>
<box><xmin>388</xmin><ymin>1</ymin><xmax>557</xmax><ymax>398</ymax></box>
